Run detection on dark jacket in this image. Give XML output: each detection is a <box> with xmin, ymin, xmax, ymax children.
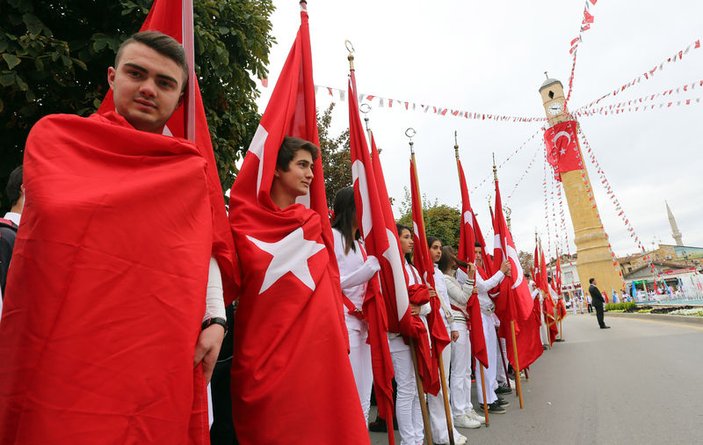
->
<box><xmin>0</xmin><ymin>218</ymin><xmax>18</xmax><ymax>295</ymax></box>
<box><xmin>589</xmin><ymin>284</ymin><xmax>605</xmax><ymax>306</ymax></box>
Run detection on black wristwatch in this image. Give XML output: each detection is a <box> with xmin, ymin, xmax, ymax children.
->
<box><xmin>201</xmin><ymin>317</ymin><xmax>228</xmax><ymax>336</ymax></box>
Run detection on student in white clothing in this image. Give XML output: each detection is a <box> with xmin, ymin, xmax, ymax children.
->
<box><xmin>331</xmin><ymin>187</ymin><xmax>381</xmax><ymax>424</ymax></box>
<box><xmin>438</xmin><ymin>246</ymin><xmax>485</xmax><ymax>429</ymax></box>
<box><xmin>427</xmin><ymin>238</ymin><xmax>468</xmax><ymax>445</ymax></box>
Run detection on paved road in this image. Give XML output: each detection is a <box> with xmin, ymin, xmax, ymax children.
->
<box><xmin>370</xmin><ymin>313</ymin><xmax>703</xmax><ymax>444</ymax></box>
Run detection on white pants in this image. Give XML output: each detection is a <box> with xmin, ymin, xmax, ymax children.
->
<box><xmin>475</xmin><ymin>313</ymin><xmax>498</xmax><ymax>404</ymax></box>
<box><xmin>428</xmin><ymin>331</ymin><xmax>463</xmax><ymax>443</ymax></box>
<box><xmin>348</xmin><ymin>326</ymin><xmax>373</xmax><ymax>424</ymax></box>
<box><xmin>539</xmin><ymin>309</ymin><xmax>549</xmax><ymax>345</ymax></box>
<box><xmin>449</xmin><ymin>327</ymin><xmax>473</xmax><ymax>418</ymax></box>
<box><xmin>390</xmin><ymin>338</ymin><xmax>424</xmax><ymax>445</ymax></box>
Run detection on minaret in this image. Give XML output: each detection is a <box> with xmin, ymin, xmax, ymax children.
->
<box><xmin>666</xmin><ymin>201</ymin><xmax>684</xmax><ymax>246</ymax></box>
<box><xmin>539</xmin><ymin>75</ymin><xmax>624</xmax><ymax>294</ymax></box>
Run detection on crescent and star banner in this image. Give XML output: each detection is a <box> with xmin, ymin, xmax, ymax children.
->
<box><xmin>543</xmin><ymin>120</ymin><xmax>582</xmax><ymax>181</ymax></box>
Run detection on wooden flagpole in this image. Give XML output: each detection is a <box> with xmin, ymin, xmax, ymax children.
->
<box><xmin>409</xmin><ymin>339</ymin><xmax>433</xmax><ymax>445</ymax></box>
<box><xmin>510</xmin><ymin>320</ymin><xmax>525</xmax><ymax>409</ymax></box>
<box><xmin>478</xmin><ymin>363</ymin><xmax>490</xmax><ymax>427</ymax></box>
<box><xmin>437</xmin><ymin>353</ymin><xmax>455</xmax><ymax>445</ymax></box>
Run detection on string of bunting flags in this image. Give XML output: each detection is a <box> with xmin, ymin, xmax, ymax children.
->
<box><xmin>471</xmin><ymin>126</ymin><xmax>546</xmax><ymax>193</ymax></box>
<box><xmin>312</xmin><ymin>84</ymin><xmax>547</xmax><ymax>123</ymax></box>
<box><xmin>574</xmin><ymin>79</ymin><xmax>703</xmax><ymax>116</ymax></box>
<box><xmin>506</xmin><ymin>144</ymin><xmax>541</xmax><ymax>202</ymax></box>
<box><xmin>575</xmin><ymin>37</ymin><xmax>702</xmax><ymax>110</ymax></box>
<box><xmin>564</xmin><ymin>0</ymin><xmax>600</xmax><ymax>108</ymax></box>
<box><xmin>542</xmin><ymin>153</ymin><xmax>554</xmax><ymax>257</ymax></box>
<box><xmin>576</xmin><ymin>126</ymin><xmax>646</xmax><ymax>253</ymax></box>
<box><xmin>574</xmin><ymin>96</ymin><xmax>701</xmax><ymax>118</ymax></box>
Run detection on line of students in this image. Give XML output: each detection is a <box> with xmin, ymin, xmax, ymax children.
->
<box><xmin>332</xmin><ymin>186</ymin><xmax>521</xmax><ymax>445</ymax></box>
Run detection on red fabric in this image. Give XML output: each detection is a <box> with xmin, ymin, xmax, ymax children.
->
<box><xmin>506</xmin><ymin>304</ymin><xmax>544</xmax><ymax>371</ymax></box>
<box><xmin>97</xmin><ymin>0</ymin><xmax>236</xmax><ymax>302</ymax></box>
<box><xmin>544</xmin><ymin>120</ymin><xmax>582</xmax><ymax>182</ymax></box>
<box><xmin>455</xmin><ymin>158</ymin><xmax>488</xmax><ymax>368</ymax></box>
<box><xmin>409</xmin><ymin>157</ymin><xmax>450</xmax><ymax>385</ymax></box>
<box><xmin>407</xmin><ymin>284</ymin><xmax>439</xmax><ymax>396</ymax></box>
<box><xmin>0</xmin><ymin>112</ymin><xmax>213</xmax><ymax>444</ymax></box>
<box><xmin>369</xmin><ymin>136</ymin><xmax>413</xmax><ymax>335</ymax></box>
<box><xmin>491</xmin><ymin>179</ymin><xmax>533</xmax><ymax>323</ymax></box>
<box><xmin>348</xmin><ymin>73</ymin><xmax>396</xmax><ymax>443</ymax></box>
<box><xmin>227</xmin><ymin>9</ymin><xmax>367</xmax><ymax>444</ymax></box>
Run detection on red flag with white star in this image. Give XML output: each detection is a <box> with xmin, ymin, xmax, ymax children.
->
<box><xmin>228</xmin><ymin>6</ymin><xmax>368</xmax><ymax>443</ymax></box>
<box><xmin>348</xmin><ymin>71</ymin><xmax>397</xmax><ymax>444</ymax></box>
<box><xmin>410</xmin><ymin>154</ymin><xmax>450</xmax><ymax>394</ymax></box>
<box><xmin>455</xmin><ymin>157</ymin><xmax>488</xmax><ymax>368</ymax></box>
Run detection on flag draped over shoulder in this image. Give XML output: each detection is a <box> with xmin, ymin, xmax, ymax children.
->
<box><xmin>0</xmin><ymin>112</ymin><xmax>214</xmax><ymax>445</ymax></box>
<box><xmin>98</xmin><ymin>0</ymin><xmax>236</xmax><ymax>301</ymax></box>
<box><xmin>348</xmin><ymin>72</ymin><xmax>396</xmax><ymax>444</ymax></box>
<box><xmin>410</xmin><ymin>155</ymin><xmax>450</xmax><ymax>395</ymax></box>
<box><xmin>227</xmin><ymin>8</ymin><xmax>368</xmax><ymax>444</ymax></box>
<box><xmin>455</xmin><ymin>157</ymin><xmax>488</xmax><ymax>368</ymax></box>
<box><xmin>492</xmin><ymin>177</ymin><xmax>543</xmax><ymax>370</ymax></box>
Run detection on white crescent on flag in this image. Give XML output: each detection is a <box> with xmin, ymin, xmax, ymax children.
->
<box><xmin>351</xmin><ymin>160</ymin><xmax>372</xmax><ymax>237</ymax></box>
<box><xmin>383</xmin><ymin>228</ymin><xmax>410</xmax><ymax>320</ymax></box>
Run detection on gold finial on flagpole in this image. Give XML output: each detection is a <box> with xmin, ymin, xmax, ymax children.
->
<box><xmin>454</xmin><ymin>131</ymin><xmax>459</xmax><ymax>160</ymax></box>
<box><xmin>345</xmin><ymin>40</ymin><xmax>355</xmax><ymax>71</ymax></box>
<box><xmin>405</xmin><ymin>127</ymin><xmax>416</xmax><ymax>155</ymax></box>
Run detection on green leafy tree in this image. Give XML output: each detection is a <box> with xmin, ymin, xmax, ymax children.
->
<box><xmin>0</xmin><ymin>0</ymin><xmax>274</xmax><ymax>209</ymax></box>
<box><xmin>397</xmin><ymin>192</ymin><xmax>461</xmax><ymax>248</ymax></box>
<box><xmin>317</xmin><ymin>102</ymin><xmax>351</xmax><ymax>208</ymax></box>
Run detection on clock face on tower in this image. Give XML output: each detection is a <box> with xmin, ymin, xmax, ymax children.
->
<box><xmin>548</xmin><ymin>101</ymin><xmax>564</xmax><ymax>116</ymax></box>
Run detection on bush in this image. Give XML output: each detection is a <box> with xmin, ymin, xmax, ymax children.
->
<box><xmin>605</xmin><ymin>302</ymin><xmax>637</xmax><ymax>312</ymax></box>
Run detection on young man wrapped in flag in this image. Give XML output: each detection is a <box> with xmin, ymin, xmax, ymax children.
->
<box><xmin>227</xmin><ymin>5</ymin><xmax>369</xmax><ymax>444</ymax></box>
<box><xmin>0</xmin><ymin>0</ymin><xmax>235</xmax><ymax>441</ymax></box>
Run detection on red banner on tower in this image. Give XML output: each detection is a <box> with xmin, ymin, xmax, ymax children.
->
<box><xmin>544</xmin><ymin>120</ymin><xmax>582</xmax><ymax>181</ymax></box>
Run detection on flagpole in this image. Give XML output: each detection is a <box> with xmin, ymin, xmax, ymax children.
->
<box><xmin>410</xmin><ymin>339</ymin><xmax>434</xmax><ymax>445</ymax></box>
<box><xmin>496</xmin><ymin>330</ymin><xmax>511</xmax><ymax>390</ymax></box>
<box><xmin>510</xmin><ymin>320</ymin><xmax>525</xmax><ymax>409</ymax></box>
<box><xmin>478</xmin><ymin>363</ymin><xmax>490</xmax><ymax>427</ymax></box>
<box><xmin>494</xmin><ymin>158</ymin><xmax>525</xmax><ymax>409</ymax></box>
<box><xmin>409</xmin><ymin>130</ymin><xmax>456</xmax><ymax>445</ymax></box>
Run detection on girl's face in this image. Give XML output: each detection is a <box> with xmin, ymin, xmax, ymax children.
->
<box><xmin>399</xmin><ymin>229</ymin><xmax>414</xmax><ymax>255</ymax></box>
<box><xmin>430</xmin><ymin>240</ymin><xmax>442</xmax><ymax>263</ymax></box>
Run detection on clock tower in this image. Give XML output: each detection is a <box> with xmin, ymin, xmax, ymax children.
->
<box><xmin>539</xmin><ymin>75</ymin><xmax>624</xmax><ymax>297</ymax></box>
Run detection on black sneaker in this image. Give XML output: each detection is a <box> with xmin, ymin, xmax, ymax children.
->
<box><xmin>496</xmin><ymin>397</ymin><xmax>510</xmax><ymax>407</ymax></box>
<box><xmin>495</xmin><ymin>385</ymin><xmax>512</xmax><ymax>395</ymax></box>
<box><xmin>488</xmin><ymin>402</ymin><xmax>507</xmax><ymax>414</ymax></box>
<box><xmin>368</xmin><ymin>418</ymin><xmax>387</xmax><ymax>432</ymax></box>
<box><xmin>600</xmin><ymin>326</ymin><xmax>611</xmax><ymax>329</ymax></box>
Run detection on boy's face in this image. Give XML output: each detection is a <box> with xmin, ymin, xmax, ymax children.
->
<box><xmin>107</xmin><ymin>42</ymin><xmax>184</xmax><ymax>134</ymax></box>
<box><xmin>274</xmin><ymin>149</ymin><xmax>314</xmax><ymax>200</ymax></box>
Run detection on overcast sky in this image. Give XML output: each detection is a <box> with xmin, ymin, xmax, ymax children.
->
<box><xmin>255</xmin><ymin>0</ymin><xmax>703</xmax><ymax>259</ymax></box>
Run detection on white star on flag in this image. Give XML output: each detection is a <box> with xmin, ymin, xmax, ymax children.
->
<box><xmin>247</xmin><ymin>228</ymin><xmax>325</xmax><ymax>294</ymax></box>
<box><xmin>559</xmin><ymin>147</ymin><xmax>567</xmax><ymax>155</ymax></box>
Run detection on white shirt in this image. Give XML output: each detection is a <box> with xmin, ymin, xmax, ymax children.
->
<box><xmin>332</xmin><ymin>228</ymin><xmax>380</xmax><ymax>331</ymax></box>
<box><xmin>444</xmin><ymin>271</ymin><xmax>474</xmax><ymax>324</ymax></box>
<box><xmin>3</xmin><ymin>212</ymin><xmax>20</xmax><ymax>226</ymax></box>
<box><xmin>475</xmin><ymin>270</ymin><xmax>505</xmax><ymax>312</ymax></box>
<box><xmin>433</xmin><ymin>265</ymin><xmax>460</xmax><ymax>331</ymax></box>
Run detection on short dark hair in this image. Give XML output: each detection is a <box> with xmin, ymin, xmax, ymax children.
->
<box><xmin>474</xmin><ymin>241</ymin><xmax>482</xmax><ymax>248</ymax></box>
<box><xmin>547</xmin><ymin>276</ymin><xmax>553</xmax><ymax>283</ymax></box>
<box><xmin>5</xmin><ymin>165</ymin><xmax>23</xmax><ymax>207</ymax></box>
<box><xmin>276</xmin><ymin>136</ymin><xmax>320</xmax><ymax>172</ymax></box>
<box><xmin>115</xmin><ymin>31</ymin><xmax>189</xmax><ymax>88</ymax></box>
<box><xmin>589</xmin><ymin>278</ymin><xmax>595</xmax><ymax>284</ymax></box>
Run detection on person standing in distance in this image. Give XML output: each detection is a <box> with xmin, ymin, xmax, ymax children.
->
<box><xmin>588</xmin><ymin>278</ymin><xmax>610</xmax><ymax>329</ymax></box>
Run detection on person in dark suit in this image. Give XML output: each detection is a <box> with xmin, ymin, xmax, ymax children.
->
<box><xmin>588</xmin><ymin>278</ymin><xmax>610</xmax><ymax>329</ymax></box>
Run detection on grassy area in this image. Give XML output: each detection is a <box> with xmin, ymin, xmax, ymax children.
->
<box><xmin>605</xmin><ymin>302</ymin><xmax>637</xmax><ymax>312</ymax></box>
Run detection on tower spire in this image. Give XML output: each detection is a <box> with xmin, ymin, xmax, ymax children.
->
<box><xmin>665</xmin><ymin>201</ymin><xmax>683</xmax><ymax>246</ymax></box>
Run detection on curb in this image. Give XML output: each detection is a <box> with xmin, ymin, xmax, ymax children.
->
<box><xmin>604</xmin><ymin>312</ymin><xmax>703</xmax><ymax>326</ymax></box>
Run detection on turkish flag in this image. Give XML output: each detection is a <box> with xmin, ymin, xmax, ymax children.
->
<box><xmin>455</xmin><ymin>158</ymin><xmax>488</xmax><ymax>368</ymax></box>
<box><xmin>492</xmin><ymin>178</ymin><xmax>543</xmax><ymax>370</ymax></box>
<box><xmin>410</xmin><ymin>155</ymin><xmax>450</xmax><ymax>395</ymax></box>
<box><xmin>97</xmin><ymin>0</ymin><xmax>236</xmax><ymax>301</ymax></box>
<box><xmin>544</xmin><ymin>120</ymin><xmax>582</xmax><ymax>181</ymax></box>
<box><xmin>348</xmin><ymin>72</ymin><xmax>397</xmax><ymax>444</ymax></box>
<box><xmin>537</xmin><ymin>243</ymin><xmax>558</xmax><ymax>345</ymax></box>
<box><xmin>228</xmin><ymin>7</ymin><xmax>368</xmax><ymax>444</ymax></box>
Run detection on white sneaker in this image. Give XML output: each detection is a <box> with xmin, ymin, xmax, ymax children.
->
<box><xmin>467</xmin><ymin>409</ymin><xmax>486</xmax><ymax>425</ymax></box>
<box><xmin>454</xmin><ymin>432</ymin><xmax>468</xmax><ymax>445</ymax></box>
<box><xmin>454</xmin><ymin>415</ymin><xmax>481</xmax><ymax>429</ymax></box>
